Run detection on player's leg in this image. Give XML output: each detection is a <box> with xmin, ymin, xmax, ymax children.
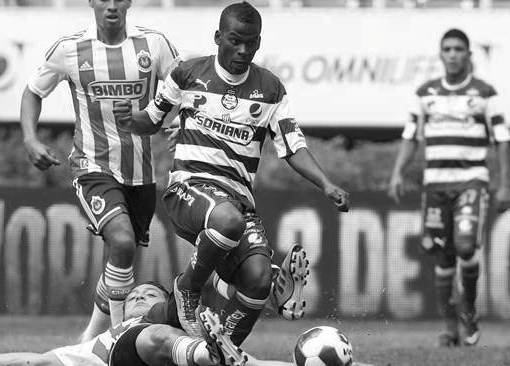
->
<box><xmin>0</xmin><ymin>353</ymin><xmax>64</xmax><ymax>366</ymax></box>
<box><xmin>163</xmin><ymin>183</ymin><xmax>245</xmax><ymax>337</ymax></box>
<box><xmin>214</xmin><ymin>214</ymin><xmax>273</xmax><ymax>346</ymax></box>
<box><xmin>422</xmin><ymin>189</ymin><xmax>458</xmax><ymax>346</ymax></box>
<box><xmin>73</xmin><ymin>173</ymin><xmax>139</xmax><ymax>333</ymax></box>
<box><xmin>453</xmin><ymin>183</ymin><xmax>489</xmax><ymax>346</ymax></box>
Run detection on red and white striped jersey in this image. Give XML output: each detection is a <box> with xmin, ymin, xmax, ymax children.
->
<box><xmin>147</xmin><ymin>55</ymin><xmax>307</xmax><ymax>206</ymax></box>
<box><xmin>402</xmin><ymin>74</ymin><xmax>510</xmax><ymax>188</ymax></box>
<box><xmin>28</xmin><ymin>24</ymin><xmax>179</xmax><ymax>185</ymax></box>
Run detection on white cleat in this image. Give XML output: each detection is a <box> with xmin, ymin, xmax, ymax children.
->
<box><xmin>273</xmin><ymin>244</ymin><xmax>309</xmax><ymax>320</ymax></box>
<box><xmin>173</xmin><ymin>275</ymin><xmax>202</xmax><ymax>338</ymax></box>
<box><xmin>198</xmin><ymin>306</ymin><xmax>248</xmax><ymax>366</ymax></box>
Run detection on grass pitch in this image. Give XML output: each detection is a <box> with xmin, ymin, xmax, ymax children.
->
<box><xmin>0</xmin><ymin>316</ymin><xmax>509</xmax><ymax>366</ymax></box>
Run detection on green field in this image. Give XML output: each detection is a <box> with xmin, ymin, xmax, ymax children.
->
<box><xmin>0</xmin><ymin>316</ymin><xmax>509</xmax><ymax>366</ymax></box>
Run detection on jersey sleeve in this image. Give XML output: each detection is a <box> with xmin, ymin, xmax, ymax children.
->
<box><xmin>268</xmin><ymin>86</ymin><xmax>307</xmax><ymax>158</ymax></box>
<box><xmin>156</xmin><ymin>33</ymin><xmax>180</xmax><ymax>80</ymax></box>
<box><xmin>27</xmin><ymin>40</ymin><xmax>67</xmax><ymax>98</ymax></box>
<box><xmin>145</xmin><ymin>66</ymin><xmax>183</xmax><ymax>124</ymax></box>
<box><xmin>485</xmin><ymin>88</ymin><xmax>510</xmax><ymax>143</ymax></box>
<box><xmin>401</xmin><ymin>93</ymin><xmax>422</xmax><ymax>140</ymax></box>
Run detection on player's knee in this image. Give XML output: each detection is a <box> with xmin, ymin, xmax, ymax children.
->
<box><xmin>237</xmin><ymin>257</ymin><xmax>273</xmax><ymax>299</ymax></box>
<box><xmin>209</xmin><ymin>203</ymin><xmax>246</xmax><ymax>240</ymax></box>
<box><xmin>137</xmin><ymin>325</ymin><xmax>179</xmax><ymax>366</ymax></box>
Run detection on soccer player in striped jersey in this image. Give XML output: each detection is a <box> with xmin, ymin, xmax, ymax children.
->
<box><xmin>0</xmin><ymin>282</ymin><xmax>299</xmax><ymax>366</ymax></box>
<box><xmin>113</xmin><ymin>1</ymin><xmax>349</xmax><ymax>347</ymax></box>
<box><xmin>20</xmin><ymin>0</ymin><xmax>179</xmax><ymax>341</ymax></box>
<box><xmin>388</xmin><ymin>29</ymin><xmax>510</xmax><ymax>347</ymax></box>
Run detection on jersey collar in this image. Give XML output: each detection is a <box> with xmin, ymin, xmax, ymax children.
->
<box><xmin>441</xmin><ymin>73</ymin><xmax>473</xmax><ymax>91</ymax></box>
<box><xmin>214</xmin><ymin>56</ymin><xmax>250</xmax><ymax>85</ymax></box>
<box><xmin>83</xmin><ymin>22</ymin><xmax>144</xmax><ymax>41</ymax></box>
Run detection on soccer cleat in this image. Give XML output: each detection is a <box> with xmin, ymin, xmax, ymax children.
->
<box><xmin>197</xmin><ymin>306</ymin><xmax>248</xmax><ymax>366</ymax></box>
<box><xmin>437</xmin><ymin>331</ymin><xmax>460</xmax><ymax>347</ymax></box>
<box><xmin>173</xmin><ymin>275</ymin><xmax>202</xmax><ymax>338</ymax></box>
<box><xmin>273</xmin><ymin>244</ymin><xmax>310</xmax><ymax>320</ymax></box>
<box><xmin>459</xmin><ymin>311</ymin><xmax>481</xmax><ymax>346</ymax></box>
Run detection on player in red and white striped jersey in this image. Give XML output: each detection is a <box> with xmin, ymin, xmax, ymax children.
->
<box><xmin>20</xmin><ymin>0</ymin><xmax>179</xmax><ymax>341</ymax></box>
<box><xmin>389</xmin><ymin>29</ymin><xmax>510</xmax><ymax>347</ymax></box>
<box><xmin>113</xmin><ymin>1</ymin><xmax>349</xmax><ymax>348</ymax></box>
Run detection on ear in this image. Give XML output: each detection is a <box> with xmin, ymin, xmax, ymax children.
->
<box><xmin>214</xmin><ymin>30</ymin><xmax>221</xmax><ymax>46</ymax></box>
<box><xmin>255</xmin><ymin>36</ymin><xmax>261</xmax><ymax>51</ymax></box>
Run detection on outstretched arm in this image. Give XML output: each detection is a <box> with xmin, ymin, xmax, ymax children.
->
<box><xmin>285</xmin><ymin>147</ymin><xmax>350</xmax><ymax>212</ymax></box>
<box><xmin>20</xmin><ymin>86</ymin><xmax>61</xmax><ymax>170</ymax></box>
<box><xmin>388</xmin><ymin>139</ymin><xmax>418</xmax><ymax>204</ymax></box>
<box><xmin>0</xmin><ymin>351</ymin><xmax>64</xmax><ymax>366</ymax></box>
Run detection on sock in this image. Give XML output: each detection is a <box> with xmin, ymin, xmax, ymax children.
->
<box><xmin>104</xmin><ymin>262</ymin><xmax>135</xmax><ymax>326</ymax></box>
<box><xmin>459</xmin><ymin>255</ymin><xmax>480</xmax><ymax>314</ymax></box>
<box><xmin>171</xmin><ymin>336</ymin><xmax>208</xmax><ymax>366</ymax></box>
<box><xmin>80</xmin><ymin>274</ymin><xmax>111</xmax><ymax>342</ymax></box>
<box><xmin>435</xmin><ymin>266</ymin><xmax>457</xmax><ymax>332</ymax></box>
<box><xmin>221</xmin><ymin>291</ymin><xmax>267</xmax><ymax>346</ymax></box>
<box><xmin>179</xmin><ymin>229</ymin><xmax>239</xmax><ymax>293</ymax></box>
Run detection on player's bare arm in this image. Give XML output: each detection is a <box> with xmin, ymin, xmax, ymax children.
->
<box><xmin>285</xmin><ymin>147</ymin><xmax>350</xmax><ymax>212</ymax></box>
<box><xmin>388</xmin><ymin>138</ymin><xmax>418</xmax><ymax>204</ymax></box>
<box><xmin>20</xmin><ymin>86</ymin><xmax>61</xmax><ymax>171</ymax></box>
<box><xmin>112</xmin><ymin>100</ymin><xmax>164</xmax><ymax>135</ymax></box>
<box><xmin>495</xmin><ymin>140</ymin><xmax>510</xmax><ymax>212</ymax></box>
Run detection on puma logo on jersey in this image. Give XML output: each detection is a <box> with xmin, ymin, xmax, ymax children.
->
<box><xmin>195</xmin><ymin>78</ymin><xmax>211</xmax><ymax>91</ymax></box>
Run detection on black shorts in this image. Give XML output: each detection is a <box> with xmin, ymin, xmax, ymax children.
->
<box><xmin>162</xmin><ymin>180</ymin><xmax>272</xmax><ymax>280</ymax></box>
<box><xmin>73</xmin><ymin>173</ymin><xmax>156</xmax><ymax>246</ymax></box>
<box><xmin>109</xmin><ymin>324</ymin><xmax>158</xmax><ymax>366</ymax></box>
<box><xmin>422</xmin><ymin>180</ymin><xmax>489</xmax><ymax>257</ymax></box>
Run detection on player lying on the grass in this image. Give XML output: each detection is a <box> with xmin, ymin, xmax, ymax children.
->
<box><xmin>0</xmin><ymin>282</ymin><xmax>291</xmax><ymax>366</ymax></box>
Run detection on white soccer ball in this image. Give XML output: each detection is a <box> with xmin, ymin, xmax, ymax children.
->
<box><xmin>294</xmin><ymin>326</ymin><xmax>354</xmax><ymax>366</ymax></box>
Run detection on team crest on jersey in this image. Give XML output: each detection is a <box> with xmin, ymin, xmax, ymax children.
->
<box><xmin>136</xmin><ymin>50</ymin><xmax>152</xmax><ymax>73</ymax></box>
<box><xmin>91</xmin><ymin>195</ymin><xmax>106</xmax><ymax>215</ymax></box>
<box><xmin>221</xmin><ymin>89</ymin><xmax>238</xmax><ymax>110</ymax></box>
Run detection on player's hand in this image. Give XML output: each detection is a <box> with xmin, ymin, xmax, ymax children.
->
<box><xmin>113</xmin><ymin>99</ymin><xmax>133</xmax><ymax>132</ymax></box>
<box><xmin>24</xmin><ymin>137</ymin><xmax>61</xmax><ymax>171</ymax></box>
<box><xmin>323</xmin><ymin>182</ymin><xmax>350</xmax><ymax>212</ymax></box>
<box><xmin>495</xmin><ymin>186</ymin><xmax>510</xmax><ymax>213</ymax></box>
<box><xmin>388</xmin><ymin>173</ymin><xmax>404</xmax><ymax>204</ymax></box>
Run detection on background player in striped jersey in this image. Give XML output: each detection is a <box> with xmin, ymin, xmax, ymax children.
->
<box><xmin>113</xmin><ymin>0</ymin><xmax>349</xmax><ymax>348</ymax></box>
<box><xmin>20</xmin><ymin>0</ymin><xmax>179</xmax><ymax>340</ymax></box>
<box><xmin>388</xmin><ymin>29</ymin><xmax>510</xmax><ymax>347</ymax></box>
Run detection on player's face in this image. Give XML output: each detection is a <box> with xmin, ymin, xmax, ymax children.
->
<box><xmin>215</xmin><ymin>17</ymin><xmax>261</xmax><ymax>75</ymax></box>
<box><xmin>89</xmin><ymin>0</ymin><xmax>131</xmax><ymax>32</ymax></box>
<box><xmin>440</xmin><ymin>37</ymin><xmax>471</xmax><ymax>77</ymax></box>
<box><xmin>123</xmin><ymin>284</ymin><xmax>167</xmax><ymax>319</ymax></box>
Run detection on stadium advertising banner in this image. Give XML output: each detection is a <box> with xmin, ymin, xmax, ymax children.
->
<box><xmin>1</xmin><ymin>188</ymin><xmax>510</xmax><ymax>319</ymax></box>
<box><xmin>0</xmin><ymin>9</ymin><xmax>510</xmax><ymax>127</ymax></box>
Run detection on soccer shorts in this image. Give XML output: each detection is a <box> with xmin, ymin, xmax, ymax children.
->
<box><xmin>162</xmin><ymin>180</ymin><xmax>272</xmax><ymax>280</ymax></box>
<box><xmin>422</xmin><ymin>180</ymin><xmax>489</xmax><ymax>263</ymax></box>
<box><xmin>73</xmin><ymin>172</ymin><xmax>156</xmax><ymax>246</ymax></box>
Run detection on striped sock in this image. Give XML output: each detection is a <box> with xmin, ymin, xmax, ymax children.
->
<box><xmin>171</xmin><ymin>336</ymin><xmax>204</xmax><ymax>366</ymax></box>
<box><xmin>104</xmin><ymin>262</ymin><xmax>135</xmax><ymax>326</ymax></box>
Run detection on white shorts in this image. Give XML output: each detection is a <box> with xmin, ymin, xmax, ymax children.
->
<box><xmin>51</xmin><ymin>340</ymin><xmax>105</xmax><ymax>366</ymax></box>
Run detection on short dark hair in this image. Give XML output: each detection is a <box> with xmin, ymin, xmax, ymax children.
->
<box><xmin>219</xmin><ymin>1</ymin><xmax>262</xmax><ymax>32</ymax></box>
<box><xmin>441</xmin><ymin>28</ymin><xmax>470</xmax><ymax>49</ymax></box>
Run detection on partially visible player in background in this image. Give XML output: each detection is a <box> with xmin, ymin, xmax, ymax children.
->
<box><xmin>19</xmin><ymin>0</ymin><xmax>179</xmax><ymax>340</ymax></box>
<box><xmin>113</xmin><ymin>0</ymin><xmax>349</xmax><ymax>347</ymax></box>
<box><xmin>388</xmin><ymin>29</ymin><xmax>510</xmax><ymax>347</ymax></box>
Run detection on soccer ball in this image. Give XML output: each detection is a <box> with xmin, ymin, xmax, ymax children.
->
<box><xmin>294</xmin><ymin>326</ymin><xmax>353</xmax><ymax>366</ymax></box>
